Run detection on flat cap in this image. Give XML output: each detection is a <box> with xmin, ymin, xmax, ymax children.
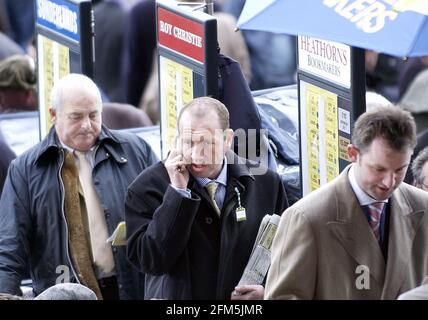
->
<box><xmin>0</xmin><ymin>54</ymin><xmax>36</xmax><ymax>90</ymax></box>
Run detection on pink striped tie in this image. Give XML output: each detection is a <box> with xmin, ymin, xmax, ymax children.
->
<box><xmin>367</xmin><ymin>202</ymin><xmax>385</xmax><ymax>242</ymax></box>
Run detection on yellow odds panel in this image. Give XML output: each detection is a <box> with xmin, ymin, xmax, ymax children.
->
<box><xmin>38</xmin><ymin>34</ymin><xmax>70</xmax><ymax>137</ymax></box>
<box><xmin>160</xmin><ymin>56</ymin><xmax>194</xmax><ymax>157</ymax></box>
<box><xmin>302</xmin><ymin>82</ymin><xmax>339</xmax><ymax>194</ymax></box>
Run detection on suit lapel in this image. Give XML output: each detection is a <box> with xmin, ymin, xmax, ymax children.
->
<box><xmin>326</xmin><ymin>167</ymin><xmax>386</xmax><ymax>288</ymax></box>
<box><xmin>381</xmin><ymin>185</ymin><xmax>425</xmax><ymax>299</ymax></box>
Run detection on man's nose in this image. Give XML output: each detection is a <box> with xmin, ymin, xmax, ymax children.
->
<box><xmin>382</xmin><ymin>172</ymin><xmax>396</xmax><ymax>188</ymax></box>
<box><xmin>81</xmin><ymin>116</ymin><xmax>91</xmax><ymax>129</ymax></box>
<box><xmin>191</xmin><ymin>144</ymin><xmax>205</xmax><ymax>163</ymax></box>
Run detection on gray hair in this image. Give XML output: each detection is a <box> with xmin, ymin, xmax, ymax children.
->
<box><xmin>34</xmin><ymin>283</ymin><xmax>97</xmax><ymax>300</ymax></box>
<box><xmin>411</xmin><ymin>147</ymin><xmax>428</xmax><ymax>186</ymax></box>
<box><xmin>50</xmin><ymin>73</ymin><xmax>102</xmax><ymax>111</ymax></box>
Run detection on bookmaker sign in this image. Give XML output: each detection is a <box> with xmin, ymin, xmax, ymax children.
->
<box><xmin>158</xmin><ymin>7</ymin><xmax>204</xmax><ymax>63</ymax></box>
<box><xmin>298</xmin><ymin>35</ymin><xmax>351</xmax><ymax>89</ymax></box>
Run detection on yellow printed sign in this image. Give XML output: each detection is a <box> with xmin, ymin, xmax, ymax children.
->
<box><xmin>38</xmin><ymin>35</ymin><xmax>70</xmax><ymax>137</ymax></box>
<box><xmin>163</xmin><ymin>58</ymin><xmax>194</xmax><ymax>155</ymax></box>
<box><xmin>324</xmin><ymin>91</ymin><xmax>339</xmax><ymax>182</ymax></box>
<box><xmin>339</xmin><ymin>136</ymin><xmax>351</xmax><ymax>162</ymax></box>
<box><xmin>42</xmin><ymin>37</ymin><xmax>54</xmax><ymax>135</ymax></box>
<box><xmin>306</xmin><ymin>85</ymin><xmax>320</xmax><ymax>192</ymax></box>
<box><xmin>304</xmin><ymin>83</ymin><xmax>339</xmax><ymax>193</ymax></box>
<box><xmin>59</xmin><ymin>45</ymin><xmax>70</xmax><ymax>79</ymax></box>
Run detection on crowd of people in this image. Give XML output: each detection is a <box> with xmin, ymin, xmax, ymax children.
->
<box><xmin>0</xmin><ymin>0</ymin><xmax>427</xmax><ymax>301</ymax></box>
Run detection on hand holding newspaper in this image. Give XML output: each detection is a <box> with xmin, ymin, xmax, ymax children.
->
<box><xmin>237</xmin><ymin>214</ymin><xmax>280</xmax><ymax>286</ymax></box>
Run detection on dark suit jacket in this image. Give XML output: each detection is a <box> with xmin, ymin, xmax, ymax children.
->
<box><xmin>0</xmin><ymin>138</ymin><xmax>15</xmax><ymax>194</ymax></box>
<box><xmin>93</xmin><ymin>1</ymin><xmax>126</xmax><ymax>102</ymax></box>
<box><xmin>120</xmin><ymin>0</ymin><xmax>156</xmax><ymax>106</ymax></box>
<box><xmin>125</xmin><ymin>151</ymin><xmax>288</xmax><ymax>299</ymax></box>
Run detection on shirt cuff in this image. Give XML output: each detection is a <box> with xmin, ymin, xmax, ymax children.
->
<box><xmin>170</xmin><ymin>184</ymin><xmax>192</xmax><ymax>198</ymax></box>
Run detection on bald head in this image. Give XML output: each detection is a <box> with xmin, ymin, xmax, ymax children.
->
<box><xmin>49</xmin><ymin>74</ymin><xmax>103</xmax><ymax>151</ymax></box>
<box><xmin>178</xmin><ymin>96</ymin><xmax>230</xmax><ymax>132</ymax></box>
<box><xmin>51</xmin><ymin>73</ymin><xmax>102</xmax><ymax>113</ymax></box>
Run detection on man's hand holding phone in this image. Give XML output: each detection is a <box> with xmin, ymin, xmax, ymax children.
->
<box><xmin>165</xmin><ymin>139</ymin><xmax>189</xmax><ymax>189</ymax></box>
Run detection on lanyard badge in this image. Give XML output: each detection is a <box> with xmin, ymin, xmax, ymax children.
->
<box><xmin>234</xmin><ymin>187</ymin><xmax>246</xmax><ymax>222</ymax></box>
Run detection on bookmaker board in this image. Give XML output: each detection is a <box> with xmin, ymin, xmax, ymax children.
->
<box><xmin>156</xmin><ymin>0</ymin><xmax>218</xmax><ymax>157</ymax></box>
<box><xmin>298</xmin><ymin>36</ymin><xmax>366</xmax><ymax>196</ymax></box>
<box><xmin>35</xmin><ymin>0</ymin><xmax>93</xmax><ymax>137</ymax></box>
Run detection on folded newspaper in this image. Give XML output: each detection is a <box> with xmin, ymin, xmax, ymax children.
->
<box><xmin>237</xmin><ymin>214</ymin><xmax>281</xmax><ymax>286</ymax></box>
<box><xmin>106</xmin><ymin>221</ymin><xmax>126</xmax><ymax>246</ymax></box>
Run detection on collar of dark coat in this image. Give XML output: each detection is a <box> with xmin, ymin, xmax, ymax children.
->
<box><xmin>33</xmin><ymin>124</ymin><xmax>127</xmax><ymax>165</ymax></box>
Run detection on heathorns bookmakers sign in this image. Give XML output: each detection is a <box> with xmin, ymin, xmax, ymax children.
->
<box><xmin>298</xmin><ymin>36</ymin><xmax>351</xmax><ymax>89</ymax></box>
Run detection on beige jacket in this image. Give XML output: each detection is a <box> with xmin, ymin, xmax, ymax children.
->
<box><xmin>265</xmin><ymin>166</ymin><xmax>428</xmax><ymax>300</ymax></box>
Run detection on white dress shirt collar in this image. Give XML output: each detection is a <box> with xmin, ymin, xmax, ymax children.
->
<box><xmin>196</xmin><ymin>156</ymin><xmax>228</xmax><ymax>187</ymax></box>
<box><xmin>348</xmin><ymin>164</ymin><xmax>389</xmax><ymax>206</ymax></box>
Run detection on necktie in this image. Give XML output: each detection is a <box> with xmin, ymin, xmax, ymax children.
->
<box><xmin>75</xmin><ymin>151</ymin><xmax>115</xmax><ymax>275</ymax></box>
<box><xmin>367</xmin><ymin>202</ymin><xmax>385</xmax><ymax>243</ymax></box>
<box><xmin>205</xmin><ymin>182</ymin><xmax>221</xmax><ymax>216</ymax></box>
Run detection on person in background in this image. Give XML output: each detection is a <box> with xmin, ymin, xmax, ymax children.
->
<box><xmin>411</xmin><ymin>147</ymin><xmax>428</xmax><ymax>191</ymax></box>
<box><xmin>0</xmin><ymin>0</ymin><xmax>34</xmax><ymax>50</ymax></box>
<box><xmin>0</xmin><ymin>136</ymin><xmax>15</xmax><ymax>194</ymax></box>
<box><xmin>265</xmin><ymin>105</ymin><xmax>428</xmax><ymax>299</ymax></box>
<box><xmin>120</xmin><ymin>0</ymin><xmax>156</xmax><ymax>107</ymax></box>
<box><xmin>0</xmin><ymin>74</ymin><xmax>158</xmax><ymax>299</ymax></box>
<box><xmin>0</xmin><ymin>54</ymin><xmax>37</xmax><ymax>113</ymax></box>
<box><xmin>223</xmin><ymin>0</ymin><xmax>297</xmax><ymax>90</ymax></box>
<box><xmin>0</xmin><ymin>32</ymin><xmax>23</xmax><ymax>61</ymax></box>
<box><xmin>93</xmin><ymin>0</ymin><xmax>128</xmax><ymax>102</ymax></box>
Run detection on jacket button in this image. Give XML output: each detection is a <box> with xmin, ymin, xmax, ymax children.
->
<box><xmin>205</xmin><ymin>217</ymin><xmax>212</xmax><ymax>224</ymax></box>
<box><xmin>106</xmin><ymin>153</ymin><xmax>110</xmax><ymax>157</ymax></box>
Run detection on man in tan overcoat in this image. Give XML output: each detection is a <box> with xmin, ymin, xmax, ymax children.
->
<box><xmin>265</xmin><ymin>105</ymin><xmax>428</xmax><ymax>299</ymax></box>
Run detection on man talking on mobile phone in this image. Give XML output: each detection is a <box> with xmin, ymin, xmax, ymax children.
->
<box><xmin>125</xmin><ymin>97</ymin><xmax>288</xmax><ymax>300</ymax></box>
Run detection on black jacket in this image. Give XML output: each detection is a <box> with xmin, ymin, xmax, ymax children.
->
<box><xmin>125</xmin><ymin>152</ymin><xmax>288</xmax><ymax>299</ymax></box>
<box><xmin>0</xmin><ymin>126</ymin><xmax>158</xmax><ymax>298</ymax></box>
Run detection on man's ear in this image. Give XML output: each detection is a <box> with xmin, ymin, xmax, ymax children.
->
<box><xmin>49</xmin><ymin>107</ymin><xmax>57</xmax><ymax>123</ymax></box>
<box><xmin>347</xmin><ymin>144</ymin><xmax>359</xmax><ymax>163</ymax></box>
<box><xmin>224</xmin><ymin>129</ymin><xmax>234</xmax><ymax>149</ymax></box>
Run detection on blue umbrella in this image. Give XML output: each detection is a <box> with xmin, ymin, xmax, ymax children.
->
<box><xmin>237</xmin><ymin>0</ymin><xmax>428</xmax><ymax>57</ymax></box>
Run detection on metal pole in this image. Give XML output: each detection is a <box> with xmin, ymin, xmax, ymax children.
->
<box><xmin>205</xmin><ymin>0</ymin><xmax>214</xmax><ymax>15</ymax></box>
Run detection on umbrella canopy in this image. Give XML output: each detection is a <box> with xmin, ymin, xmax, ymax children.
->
<box><xmin>237</xmin><ymin>0</ymin><xmax>428</xmax><ymax>57</ymax></box>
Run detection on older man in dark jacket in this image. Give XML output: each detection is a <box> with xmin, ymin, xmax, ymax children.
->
<box><xmin>125</xmin><ymin>97</ymin><xmax>288</xmax><ymax>300</ymax></box>
<box><xmin>0</xmin><ymin>74</ymin><xmax>158</xmax><ymax>299</ymax></box>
